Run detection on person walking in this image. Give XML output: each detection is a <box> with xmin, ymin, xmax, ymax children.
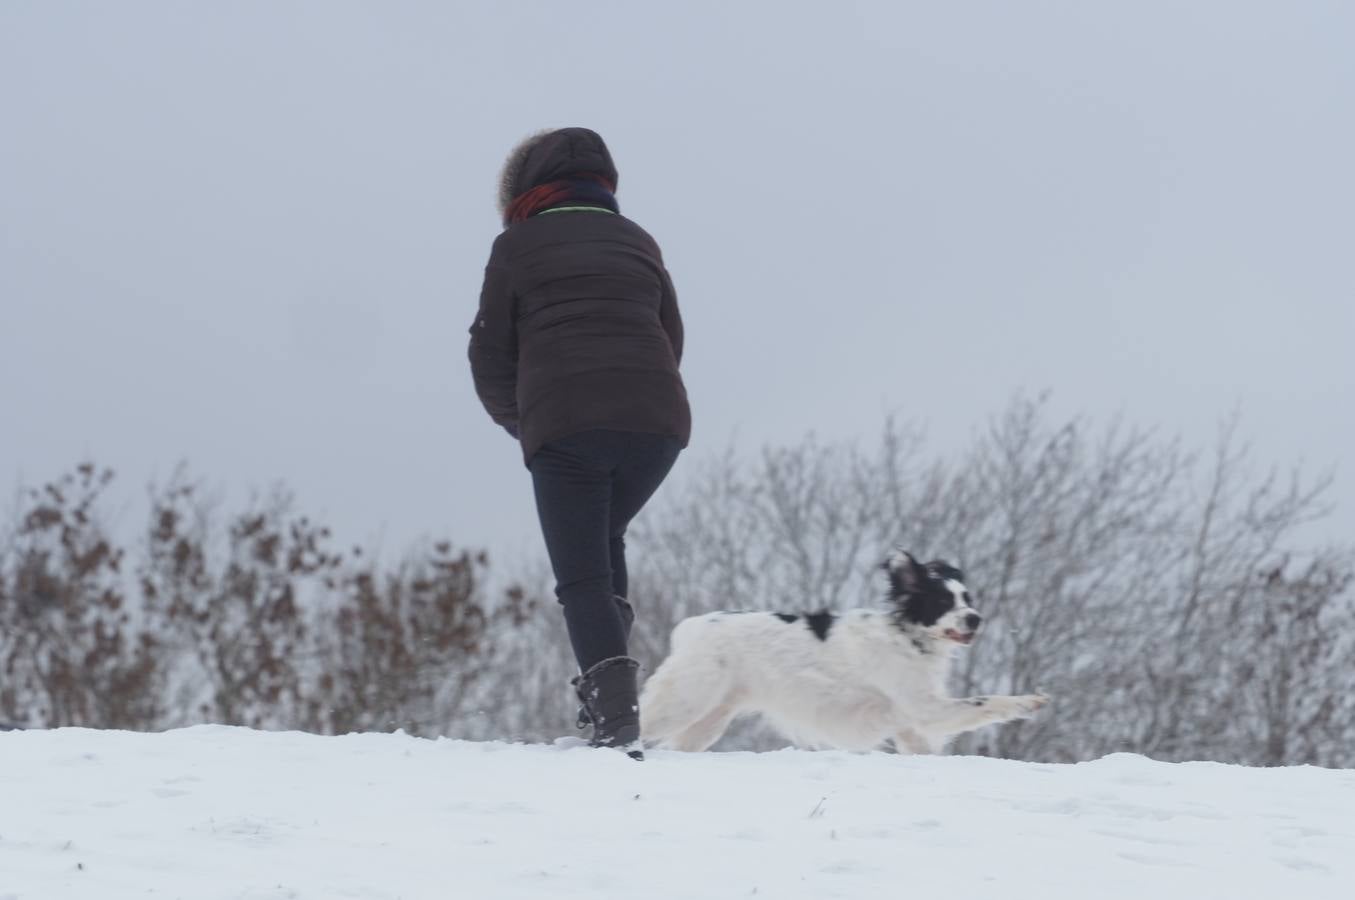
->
<box><xmin>469</xmin><ymin>128</ymin><xmax>690</xmax><ymax>758</ymax></box>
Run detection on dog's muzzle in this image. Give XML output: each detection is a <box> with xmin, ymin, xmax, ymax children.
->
<box><xmin>944</xmin><ymin>613</ymin><xmax>982</xmax><ymax>644</ymax></box>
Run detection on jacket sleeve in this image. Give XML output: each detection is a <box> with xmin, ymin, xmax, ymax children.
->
<box><xmin>658</xmin><ymin>265</ymin><xmax>684</xmax><ymax>366</ymax></box>
<box><xmin>467</xmin><ymin>239</ymin><xmax>520</xmax><ymax>438</ymax></box>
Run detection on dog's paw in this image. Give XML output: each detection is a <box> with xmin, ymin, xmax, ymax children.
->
<box><xmin>973</xmin><ymin>694</ymin><xmax>1043</xmax><ymax>721</ymax></box>
<box><xmin>1014</xmin><ymin>693</ymin><xmax>1050</xmax><ymax>717</ymax></box>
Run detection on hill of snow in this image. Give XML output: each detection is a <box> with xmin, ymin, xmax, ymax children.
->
<box><xmin>2</xmin><ymin>726</ymin><xmax>1352</xmax><ymax>899</ymax></box>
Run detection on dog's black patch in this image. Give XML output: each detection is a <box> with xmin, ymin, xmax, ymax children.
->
<box><xmin>804</xmin><ymin>611</ymin><xmax>836</xmax><ymax>641</ymax></box>
<box><xmin>905</xmin><ymin>595</ymin><xmax>953</xmax><ymax>627</ymax></box>
<box><xmin>886</xmin><ymin>553</ymin><xmax>965</xmax><ymax>628</ymax></box>
<box><xmin>774</xmin><ymin>613</ymin><xmax>799</xmax><ymax>624</ymax></box>
<box><xmin>901</xmin><ymin>583</ymin><xmax>958</xmax><ymax>627</ymax></box>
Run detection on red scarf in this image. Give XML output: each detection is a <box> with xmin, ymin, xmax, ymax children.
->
<box><xmin>505</xmin><ymin>173</ymin><xmax>617</xmax><ymax>226</ymax></box>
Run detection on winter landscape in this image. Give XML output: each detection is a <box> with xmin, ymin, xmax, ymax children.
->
<box><xmin>4</xmin><ymin>2</ymin><xmax>1353</xmax><ymax>898</ymax></box>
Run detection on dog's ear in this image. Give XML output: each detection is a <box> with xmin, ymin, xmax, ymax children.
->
<box><xmin>884</xmin><ymin>549</ymin><xmax>927</xmax><ymax>595</ymax></box>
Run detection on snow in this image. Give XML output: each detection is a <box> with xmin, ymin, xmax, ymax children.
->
<box><xmin>2</xmin><ymin>727</ymin><xmax>1353</xmax><ymax>899</ymax></box>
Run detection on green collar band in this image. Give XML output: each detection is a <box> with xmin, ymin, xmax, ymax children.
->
<box><xmin>536</xmin><ymin>206</ymin><xmax>617</xmax><ymax>216</ymax></box>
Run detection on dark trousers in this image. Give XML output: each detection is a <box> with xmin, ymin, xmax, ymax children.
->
<box><xmin>529</xmin><ymin>429</ymin><xmax>682</xmax><ymax>672</ymax></box>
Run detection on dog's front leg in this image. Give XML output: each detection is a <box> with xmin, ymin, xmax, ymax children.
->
<box><xmin>921</xmin><ymin>693</ymin><xmax>1049</xmax><ymax>740</ymax></box>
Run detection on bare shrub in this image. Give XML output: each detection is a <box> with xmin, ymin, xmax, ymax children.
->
<box><xmin>3</xmin><ymin>464</ymin><xmax>535</xmax><ymax>737</ymax></box>
<box><xmin>140</xmin><ymin>479</ymin><xmax>335</xmax><ymax>727</ymax></box>
<box><xmin>301</xmin><ymin>544</ymin><xmax>538</xmax><ymax>737</ymax></box>
<box><xmin>0</xmin><ymin>465</ymin><xmax>162</xmax><ymax>729</ymax></box>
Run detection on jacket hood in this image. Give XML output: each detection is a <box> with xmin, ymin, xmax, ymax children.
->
<box><xmin>497</xmin><ymin>127</ymin><xmax>619</xmax><ymax>216</ymax></box>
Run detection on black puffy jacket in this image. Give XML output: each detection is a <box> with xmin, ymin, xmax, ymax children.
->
<box><xmin>468</xmin><ymin>128</ymin><xmax>690</xmax><ymax>463</ymax></box>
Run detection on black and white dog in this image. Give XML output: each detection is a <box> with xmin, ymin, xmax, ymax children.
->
<box><xmin>640</xmin><ymin>550</ymin><xmax>1048</xmax><ymax>753</ymax></box>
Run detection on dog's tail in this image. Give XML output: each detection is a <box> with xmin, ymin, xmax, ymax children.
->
<box><xmin>640</xmin><ymin>614</ymin><xmax>732</xmax><ymax>747</ymax></box>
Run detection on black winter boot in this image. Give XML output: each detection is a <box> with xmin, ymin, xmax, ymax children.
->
<box><xmin>576</xmin><ymin>596</ymin><xmax>635</xmax><ymax>730</ymax></box>
<box><xmin>572</xmin><ymin>656</ymin><xmax>644</xmax><ymax>760</ymax></box>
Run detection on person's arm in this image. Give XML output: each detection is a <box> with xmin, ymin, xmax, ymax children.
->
<box><xmin>659</xmin><ymin>265</ymin><xmax>684</xmax><ymax>366</ymax></box>
<box><xmin>467</xmin><ymin>238</ymin><xmax>520</xmax><ymax>438</ymax></box>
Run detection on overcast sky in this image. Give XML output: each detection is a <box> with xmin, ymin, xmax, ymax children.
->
<box><xmin>3</xmin><ymin>1</ymin><xmax>1351</xmax><ymax>564</ymax></box>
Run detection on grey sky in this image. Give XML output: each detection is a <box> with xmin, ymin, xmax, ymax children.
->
<box><xmin>3</xmin><ymin>1</ymin><xmax>1352</xmax><ymax>563</ymax></box>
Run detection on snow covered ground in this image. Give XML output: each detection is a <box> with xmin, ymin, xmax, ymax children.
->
<box><xmin>2</xmin><ymin>727</ymin><xmax>1352</xmax><ymax>900</ymax></box>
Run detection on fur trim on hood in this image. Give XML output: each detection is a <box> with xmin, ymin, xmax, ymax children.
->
<box><xmin>497</xmin><ymin>127</ymin><xmax>618</xmax><ymax>217</ymax></box>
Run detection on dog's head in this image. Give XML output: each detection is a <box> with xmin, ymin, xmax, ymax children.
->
<box><xmin>883</xmin><ymin>549</ymin><xmax>982</xmax><ymax>645</ymax></box>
